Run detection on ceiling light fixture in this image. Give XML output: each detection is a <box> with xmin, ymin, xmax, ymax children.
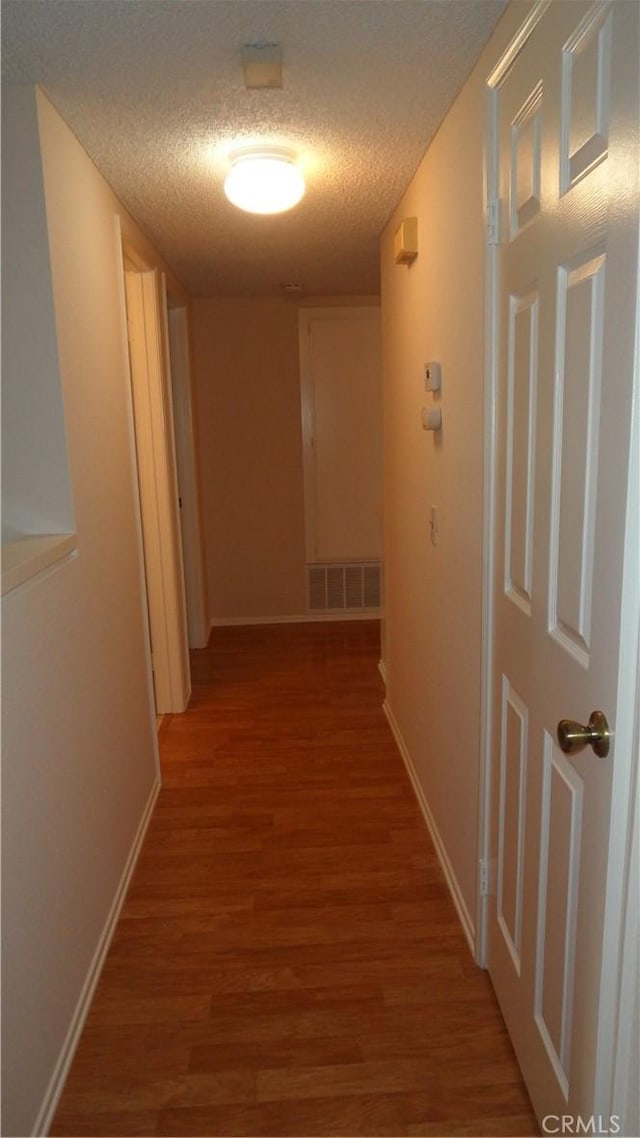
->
<box><xmin>224</xmin><ymin>146</ymin><xmax>305</xmax><ymax>215</ymax></box>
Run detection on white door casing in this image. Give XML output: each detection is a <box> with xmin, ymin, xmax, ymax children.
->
<box><xmin>162</xmin><ymin>289</ymin><xmax>209</xmax><ymax>649</ymax></box>
<box><xmin>123</xmin><ymin>257</ymin><xmax>191</xmax><ymax>714</ymax></box>
<box><xmin>485</xmin><ymin>0</ymin><xmax>639</xmax><ymax>1126</ymax></box>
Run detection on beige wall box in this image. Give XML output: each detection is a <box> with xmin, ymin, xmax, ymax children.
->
<box><xmin>242</xmin><ymin>44</ymin><xmax>283</xmax><ymax>89</ymax></box>
<box><xmin>394</xmin><ymin>217</ymin><xmax>418</xmax><ymax>264</ymax></box>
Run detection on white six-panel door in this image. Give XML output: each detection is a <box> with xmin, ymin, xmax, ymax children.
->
<box><xmin>487</xmin><ymin>0</ymin><xmax>639</xmax><ymax>1125</ymax></box>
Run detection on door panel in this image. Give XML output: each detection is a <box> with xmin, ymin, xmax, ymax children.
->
<box><xmin>505</xmin><ymin>290</ymin><xmax>538</xmax><ymax>614</ymax></box>
<box><xmin>496</xmin><ymin>677</ymin><xmax>528</xmax><ymax>975</ymax></box>
<box><xmin>534</xmin><ymin>735</ymin><xmax>583</xmax><ymax>1097</ymax></box>
<box><xmin>487</xmin><ymin>0</ymin><xmax>639</xmax><ymax>1123</ymax></box>
<box><xmin>550</xmin><ymin>250</ymin><xmax>605</xmax><ymax>663</ymax></box>
<box><xmin>299</xmin><ymin>308</ymin><xmax>382</xmax><ymax>564</ymax></box>
<box><xmin>560</xmin><ymin>4</ymin><xmax>611</xmax><ymax>194</ymax></box>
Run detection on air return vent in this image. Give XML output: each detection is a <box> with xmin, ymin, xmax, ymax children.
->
<box><xmin>307</xmin><ymin>562</ymin><xmax>381</xmax><ymax>613</ymax></box>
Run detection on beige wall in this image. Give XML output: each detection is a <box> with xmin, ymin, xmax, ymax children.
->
<box><xmin>192</xmin><ymin>295</ymin><xmax>379</xmax><ymax>623</ymax></box>
<box><xmin>1</xmin><ymin>88</ymin><xmax>188</xmax><ymax>1137</ymax></box>
<box><xmin>380</xmin><ymin>4</ymin><xmax>523</xmax><ymax>938</ymax></box>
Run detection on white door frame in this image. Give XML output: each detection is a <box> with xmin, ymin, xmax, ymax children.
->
<box><xmin>477</xmin><ymin>1</ymin><xmax>640</xmax><ymax>1125</ymax></box>
<box><xmin>119</xmin><ymin>233</ymin><xmax>191</xmax><ymax>714</ymax></box>
<box><xmin>597</xmin><ymin>229</ymin><xmax>640</xmax><ymax>1119</ymax></box>
<box><xmin>161</xmin><ymin>282</ymin><xmax>209</xmax><ymax>648</ymax></box>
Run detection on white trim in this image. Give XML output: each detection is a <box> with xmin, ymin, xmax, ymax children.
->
<box><xmin>33</xmin><ymin>777</ymin><xmax>161</xmax><ymax>1138</ymax></box>
<box><xmin>163</xmin><ymin>290</ymin><xmax>209</xmax><ymax>650</ymax></box>
<box><xmin>211</xmin><ymin>611</ymin><xmax>381</xmax><ymax>628</ymax></box>
<box><xmin>487</xmin><ymin>0</ymin><xmax>552</xmax><ymax>90</ymax></box>
<box><xmin>114</xmin><ymin>223</ymin><xmax>161</xmax><ymax>777</ymax></box>
<box><xmin>122</xmin><ymin>255</ymin><xmax>190</xmax><ymax>713</ymax></box>
<box><xmin>476</xmin><ymin>66</ymin><xmax>502</xmax><ymax>970</ymax></box>
<box><xmin>611</xmin><ymin>664</ymin><xmax>639</xmax><ymax>1133</ymax></box>
<box><xmin>595</xmin><ymin>215</ymin><xmax>640</xmax><ymax>1122</ymax></box>
<box><xmin>141</xmin><ymin>268</ymin><xmax>191</xmax><ymax>710</ymax></box>
<box><xmin>123</xmin><ymin>263</ymin><xmax>173</xmax><ymax>712</ymax></box>
<box><xmin>383</xmin><ymin>699</ymin><xmax>475</xmax><ymax>958</ymax></box>
<box><xmin>378</xmin><ymin>658</ymin><xmax>387</xmax><ymax>685</ymax></box>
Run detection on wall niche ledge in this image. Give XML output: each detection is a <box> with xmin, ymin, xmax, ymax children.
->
<box><xmin>1</xmin><ymin>533</ymin><xmax>77</xmax><ymax>596</ymax></box>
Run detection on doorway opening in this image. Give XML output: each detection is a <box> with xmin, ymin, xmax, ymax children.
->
<box><xmin>163</xmin><ymin>286</ymin><xmax>209</xmax><ymax>648</ymax></box>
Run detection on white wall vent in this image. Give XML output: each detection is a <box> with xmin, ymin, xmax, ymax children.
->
<box><xmin>306</xmin><ymin>562</ymin><xmax>381</xmax><ymax>612</ymax></box>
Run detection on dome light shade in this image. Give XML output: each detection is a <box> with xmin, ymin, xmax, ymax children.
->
<box><xmin>224</xmin><ymin>146</ymin><xmax>305</xmax><ymax>214</ymax></box>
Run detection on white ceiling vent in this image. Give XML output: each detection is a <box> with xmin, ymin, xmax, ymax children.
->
<box><xmin>242</xmin><ymin>44</ymin><xmax>283</xmax><ymax>89</ymax></box>
<box><xmin>307</xmin><ymin>562</ymin><xmax>381</xmax><ymax>613</ymax></box>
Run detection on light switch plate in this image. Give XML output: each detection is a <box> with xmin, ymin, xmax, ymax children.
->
<box><xmin>424</xmin><ymin>361</ymin><xmax>441</xmax><ymax>391</ymax></box>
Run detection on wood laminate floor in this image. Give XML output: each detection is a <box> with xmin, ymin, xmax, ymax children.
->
<box><xmin>51</xmin><ymin>620</ymin><xmax>538</xmax><ymax>1137</ymax></box>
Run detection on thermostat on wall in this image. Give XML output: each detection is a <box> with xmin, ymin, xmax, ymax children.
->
<box><xmin>424</xmin><ymin>361</ymin><xmax>441</xmax><ymax>391</ymax></box>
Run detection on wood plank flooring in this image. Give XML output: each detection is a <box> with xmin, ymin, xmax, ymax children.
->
<box><xmin>51</xmin><ymin>620</ymin><xmax>538</xmax><ymax>1137</ymax></box>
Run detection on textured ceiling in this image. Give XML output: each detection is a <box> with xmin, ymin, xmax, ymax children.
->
<box><xmin>2</xmin><ymin>0</ymin><xmax>506</xmax><ymax>298</ymax></box>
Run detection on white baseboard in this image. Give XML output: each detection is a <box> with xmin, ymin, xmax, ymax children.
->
<box><xmin>383</xmin><ymin>699</ymin><xmax>476</xmax><ymax>958</ymax></box>
<box><xmin>211</xmin><ymin>611</ymin><xmax>381</xmax><ymax>628</ymax></box>
<box><xmin>378</xmin><ymin>658</ymin><xmax>387</xmax><ymax>684</ymax></box>
<box><xmin>33</xmin><ymin>776</ymin><xmax>161</xmax><ymax>1137</ymax></box>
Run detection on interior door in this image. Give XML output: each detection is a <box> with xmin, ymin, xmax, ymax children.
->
<box><xmin>299</xmin><ymin>307</ymin><xmax>382</xmax><ymax>563</ymax></box>
<box><xmin>487</xmin><ymin>0</ymin><xmax>639</xmax><ymax>1124</ymax></box>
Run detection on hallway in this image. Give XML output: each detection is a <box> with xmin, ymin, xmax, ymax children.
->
<box><xmin>51</xmin><ymin>621</ymin><xmax>536</xmax><ymax>1137</ymax></box>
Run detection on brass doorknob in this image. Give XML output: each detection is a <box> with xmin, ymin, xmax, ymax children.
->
<box><xmin>557</xmin><ymin>710</ymin><xmax>611</xmax><ymax>758</ymax></box>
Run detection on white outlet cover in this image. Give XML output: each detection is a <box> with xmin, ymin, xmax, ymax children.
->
<box><xmin>424</xmin><ymin>361</ymin><xmax>442</xmax><ymax>391</ymax></box>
